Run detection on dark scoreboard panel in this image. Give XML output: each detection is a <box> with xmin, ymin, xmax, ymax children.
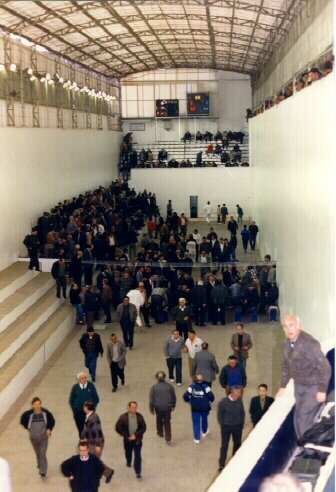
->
<box><xmin>155</xmin><ymin>99</ymin><xmax>179</xmax><ymax>117</ymax></box>
<box><xmin>187</xmin><ymin>93</ymin><xmax>210</xmax><ymax>115</ymax></box>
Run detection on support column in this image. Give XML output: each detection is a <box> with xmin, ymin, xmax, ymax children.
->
<box><xmin>4</xmin><ymin>34</ymin><xmax>15</xmax><ymax>127</ymax></box>
<box><xmin>31</xmin><ymin>44</ymin><xmax>40</xmax><ymax>128</ymax></box>
<box><xmin>55</xmin><ymin>59</ymin><xmax>63</xmax><ymax>129</ymax></box>
<box><xmin>70</xmin><ymin>66</ymin><xmax>77</xmax><ymax>129</ymax></box>
<box><xmin>85</xmin><ymin>72</ymin><xmax>91</xmax><ymax>129</ymax></box>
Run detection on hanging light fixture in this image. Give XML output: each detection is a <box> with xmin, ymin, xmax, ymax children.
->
<box><xmin>9</xmin><ymin>63</ymin><xmax>17</xmax><ymax>72</ymax></box>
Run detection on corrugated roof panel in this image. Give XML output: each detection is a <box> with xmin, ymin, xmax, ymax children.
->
<box><xmin>0</xmin><ymin>0</ymin><xmax>305</xmax><ymax>77</ymax></box>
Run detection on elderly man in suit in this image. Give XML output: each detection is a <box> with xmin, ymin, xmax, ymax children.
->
<box><xmin>193</xmin><ymin>342</ymin><xmax>219</xmax><ymax>387</ymax></box>
<box><xmin>249</xmin><ymin>384</ymin><xmax>274</xmax><ymax>427</ymax></box>
<box><xmin>106</xmin><ymin>333</ymin><xmax>127</xmax><ymax>392</ymax></box>
<box><xmin>230</xmin><ymin>323</ymin><xmax>253</xmax><ymax>370</ymax></box>
<box><xmin>276</xmin><ymin>315</ymin><xmax>331</xmax><ymax>438</ymax></box>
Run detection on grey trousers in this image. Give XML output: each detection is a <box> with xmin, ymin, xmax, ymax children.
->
<box><xmin>30</xmin><ymin>436</ymin><xmax>48</xmax><ymax>475</ymax></box>
<box><xmin>294</xmin><ymin>383</ymin><xmax>321</xmax><ymax>439</ymax></box>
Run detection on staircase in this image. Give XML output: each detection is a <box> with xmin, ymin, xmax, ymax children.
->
<box><xmin>0</xmin><ymin>263</ymin><xmax>74</xmax><ymax>420</ymax></box>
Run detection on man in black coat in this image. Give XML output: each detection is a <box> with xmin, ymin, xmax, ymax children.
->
<box><xmin>23</xmin><ymin>227</ymin><xmax>40</xmax><ymax>271</ymax></box>
<box><xmin>61</xmin><ymin>440</ymin><xmax>104</xmax><ymax>492</ymax></box>
<box><xmin>227</xmin><ymin>216</ymin><xmax>238</xmax><ymax>236</ymax></box>
<box><xmin>79</xmin><ymin>327</ymin><xmax>104</xmax><ymax>382</ymax></box>
<box><xmin>249</xmin><ymin>384</ymin><xmax>274</xmax><ymax>427</ymax></box>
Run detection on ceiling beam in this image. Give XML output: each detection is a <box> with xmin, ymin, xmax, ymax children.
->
<box><xmin>132</xmin><ymin>3</ymin><xmax>176</xmax><ymax>66</ymax></box>
<box><xmin>241</xmin><ymin>0</ymin><xmax>264</xmax><ymax>72</ymax></box>
<box><xmin>205</xmin><ymin>0</ymin><xmax>216</xmax><ymax>68</ymax></box>
<box><xmin>0</xmin><ymin>14</ymin><xmax>121</xmax><ymax>79</ymax></box>
<box><xmin>69</xmin><ymin>0</ymin><xmax>149</xmax><ymax>71</ymax></box>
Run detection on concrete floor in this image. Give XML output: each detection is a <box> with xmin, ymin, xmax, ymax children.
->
<box><xmin>0</xmin><ymin>220</ymin><xmax>285</xmax><ymax>492</ymax></box>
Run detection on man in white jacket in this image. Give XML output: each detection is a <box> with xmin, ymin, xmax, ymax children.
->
<box><xmin>204</xmin><ymin>202</ymin><xmax>212</xmax><ymax>223</ymax></box>
<box><xmin>127</xmin><ymin>287</ymin><xmax>145</xmax><ymax>332</ymax></box>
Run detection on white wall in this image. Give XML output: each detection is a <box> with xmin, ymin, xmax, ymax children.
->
<box><xmin>0</xmin><ymin>129</ymin><xmax>121</xmax><ymax>270</ymax></box>
<box><xmin>130</xmin><ymin>168</ymin><xmax>252</xmax><ymax>220</ymax></box>
<box><xmin>250</xmin><ymin>73</ymin><xmax>335</xmax><ymax>342</ymax></box>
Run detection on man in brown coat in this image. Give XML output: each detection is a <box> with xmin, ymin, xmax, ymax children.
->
<box><xmin>101</xmin><ymin>278</ymin><xmax>113</xmax><ymax>323</ymax></box>
<box><xmin>276</xmin><ymin>315</ymin><xmax>331</xmax><ymax>438</ymax></box>
<box><xmin>115</xmin><ymin>401</ymin><xmax>147</xmax><ymax>479</ymax></box>
<box><xmin>230</xmin><ymin>323</ymin><xmax>253</xmax><ymax>370</ymax></box>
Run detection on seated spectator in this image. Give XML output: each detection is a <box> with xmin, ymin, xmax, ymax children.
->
<box><xmin>308</xmin><ymin>67</ymin><xmax>322</xmax><ymax>85</ymax></box>
<box><xmin>284</xmin><ymin>84</ymin><xmax>293</xmax><ymax>98</ymax></box>
<box><xmin>259</xmin><ymin>282</ymin><xmax>279</xmax><ymax>315</ymax></box>
<box><xmin>203</xmin><ymin>131</ymin><xmax>213</xmax><ymax>142</ymax></box>
<box><xmin>214</xmin><ymin>131</ymin><xmax>223</xmax><ymax>142</ymax></box>
<box><xmin>206</xmin><ymin>144</ymin><xmax>214</xmax><ymax>155</ymax></box>
<box><xmin>323</xmin><ymin>59</ymin><xmax>333</xmax><ymax>76</ymax></box>
<box><xmin>214</xmin><ymin>143</ymin><xmax>222</xmax><ymax>155</ymax></box>
<box><xmin>158</xmin><ymin>148</ymin><xmax>168</xmax><ymax>161</ymax></box>
<box><xmin>195</xmin><ymin>131</ymin><xmax>203</xmax><ymax>141</ymax></box>
<box><xmin>182</xmin><ymin>131</ymin><xmax>192</xmax><ymax>142</ymax></box>
<box><xmin>233</xmin><ymin>144</ymin><xmax>240</xmax><ymax>152</ymax></box>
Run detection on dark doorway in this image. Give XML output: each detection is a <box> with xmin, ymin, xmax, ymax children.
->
<box><xmin>190</xmin><ymin>196</ymin><xmax>198</xmax><ymax>218</ymax></box>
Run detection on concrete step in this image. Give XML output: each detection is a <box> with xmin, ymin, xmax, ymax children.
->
<box><xmin>0</xmin><ymin>288</ymin><xmax>65</xmax><ymax>369</ymax></box>
<box><xmin>0</xmin><ymin>262</ymin><xmax>39</xmax><ymax>304</ymax></box>
<box><xmin>0</xmin><ymin>273</ymin><xmax>54</xmax><ymax>334</ymax></box>
<box><xmin>0</xmin><ymin>302</ymin><xmax>74</xmax><ymax>420</ymax></box>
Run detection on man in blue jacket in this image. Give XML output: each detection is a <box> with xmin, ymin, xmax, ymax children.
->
<box><xmin>219</xmin><ymin>355</ymin><xmax>247</xmax><ymax>395</ymax></box>
<box><xmin>183</xmin><ymin>374</ymin><xmax>215</xmax><ymax>444</ymax></box>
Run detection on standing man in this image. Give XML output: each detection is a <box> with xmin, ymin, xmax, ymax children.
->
<box><xmin>193</xmin><ymin>342</ymin><xmax>219</xmax><ymax>387</ymax></box>
<box><xmin>115</xmin><ymin>401</ymin><xmax>147</xmax><ymax>479</ymax></box>
<box><xmin>23</xmin><ymin>227</ymin><xmax>40</xmax><ymax>271</ymax></box>
<box><xmin>79</xmin><ymin>326</ymin><xmax>104</xmax><ymax>382</ymax></box>
<box><xmin>230</xmin><ymin>323</ymin><xmax>253</xmax><ymax>370</ymax></box>
<box><xmin>149</xmin><ymin>371</ymin><xmax>176</xmax><ymax>444</ymax></box>
<box><xmin>192</xmin><ymin>280</ymin><xmax>207</xmax><ymax>326</ymax></box>
<box><xmin>127</xmin><ymin>286</ymin><xmax>145</xmax><ymax>333</ymax></box>
<box><xmin>184</xmin><ymin>329</ymin><xmax>203</xmax><ymax>378</ymax></box>
<box><xmin>221</xmin><ymin>204</ymin><xmax>228</xmax><ymax>224</ymax></box>
<box><xmin>61</xmin><ymin>440</ymin><xmax>104</xmax><ymax>492</ymax></box>
<box><xmin>172</xmin><ymin>297</ymin><xmax>192</xmax><ymax>341</ymax></box>
<box><xmin>236</xmin><ymin>205</ymin><xmax>244</xmax><ymax>223</ymax></box>
<box><xmin>227</xmin><ymin>216</ymin><xmax>238</xmax><ymax>236</ymax></box>
<box><xmin>241</xmin><ymin>225</ymin><xmax>250</xmax><ymax>253</ymax></box>
<box><xmin>20</xmin><ymin>396</ymin><xmax>55</xmax><ymax>478</ymax></box>
<box><xmin>106</xmin><ymin>333</ymin><xmax>127</xmax><ymax>393</ymax></box>
<box><xmin>204</xmin><ymin>201</ymin><xmax>212</xmax><ymax>223</ymax></box>
<box><xmin>250</xmin><ymin>384</ymin><xmax>274</xmax><ymax>427</ymax></box>
<box><xmin>248</xmin><ymin>221</ymin><xmax>259</xmax><ymax>251</ymax></box>
<box><xmin>164</xmin><ymin>329</ymin><xmax>185</xmax><ymax>385</ymax></box>
<box><xmin>51</xmin><ymin>258</ymin><xmax>67</xmax><ymax>299</ymax></box>
<box><xmin>183</xmin><ymin>374</ymin><xmax>215</xmax><ymax>444</ymax></box>
<box><xmin>83</xmin><ymin>245</ymin><xmax>94</xmax><ymax>285</ymax></box>
<box><xmin>219</xmin><ymin>355</ymin><xmax>247</xmax><ymax>395</ymax></box>
<box><xmin>81</xmin><ymin>402</ymin><xmax>114</xmax><ymax>483</ymax></box>
<box><xmin>276</xmin><ymin>315</ymin><xmax>331</xmax><ymax>438</ymax></box>
<box><xmin>116</xmin><ymin>296</ymin><xmax>137</xmax><ymax>350</ymax></box>
<box><xmin>101</xmin><ymin>279</ymin><xmax>112</xmax><ymax>324</ymax></box>
<box><xmin>69</xmin><ymin>372</ymin><xmax>100</xmax><ymax>436</ymax></box>
<box><xmin>217</xmin><ymin>386</ymin><xmax>245</xmax><ymax>471</ymax></box>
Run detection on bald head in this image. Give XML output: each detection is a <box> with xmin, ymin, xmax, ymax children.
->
<box><xmin>282</xmin><ymin>315</ymin><xmax>302</xmax><ymax>341</ymax></box>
